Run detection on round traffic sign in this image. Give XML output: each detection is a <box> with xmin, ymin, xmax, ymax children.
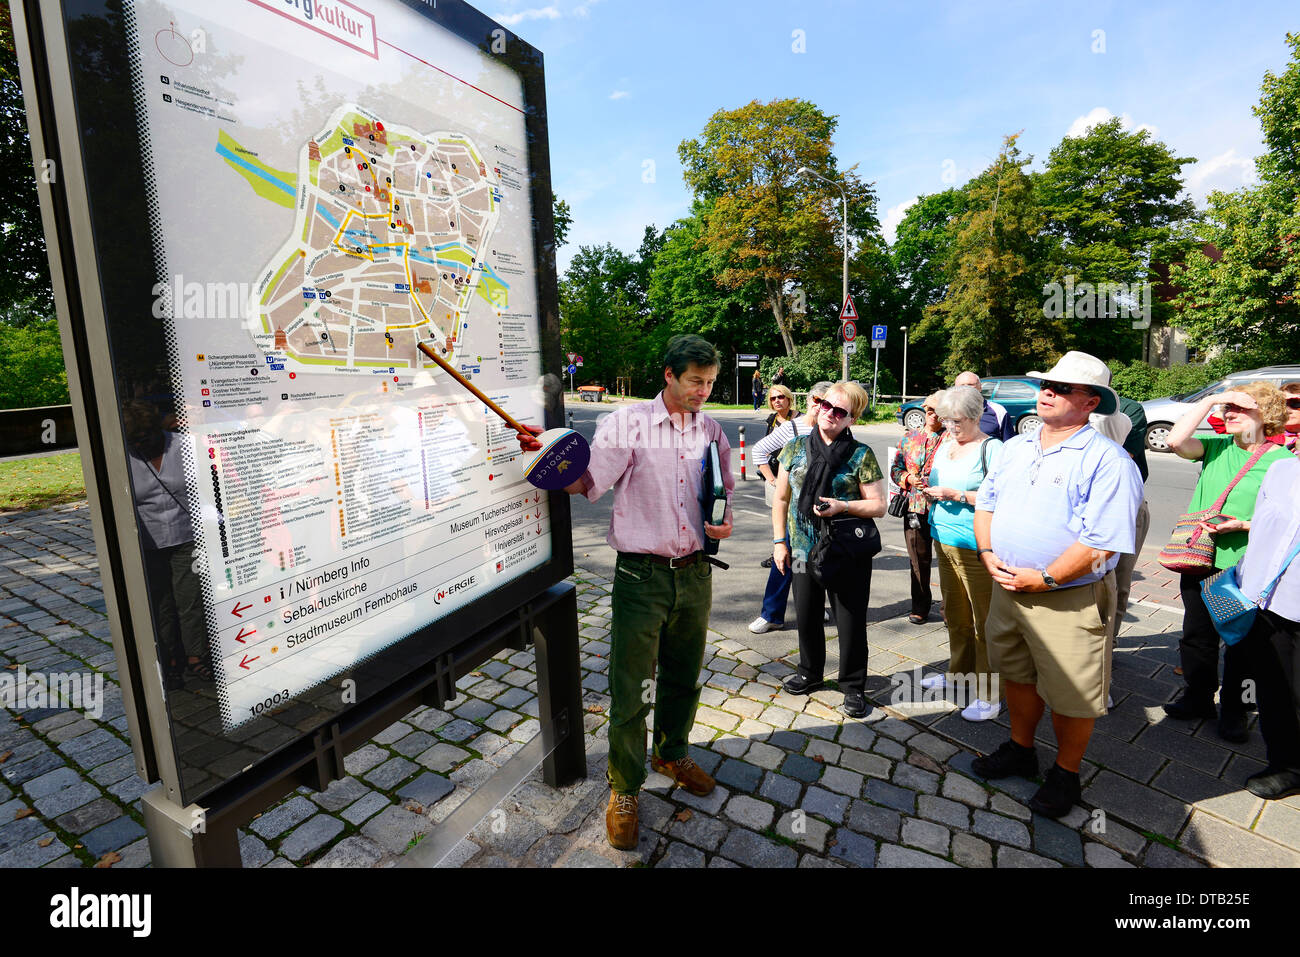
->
<box><xmin>567</xmin><ymin>364</ymin><xmax>577</xmax><ymax>375</ymax></box>
<box><xmin>842</xmin><ymin>320</ymin><xmax>857</xmax><ymax>343</ymax></box>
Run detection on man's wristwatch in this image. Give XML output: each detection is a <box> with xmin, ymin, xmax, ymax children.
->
<box><xmin>977</xmin><ymin>548</ymin><xmax>994</xmax><ymax>558</ymax></box>
<box><xmin>1041</xmin><ymin>570</ymin><xmax>1058</xmax><ymax>590</ymax></box>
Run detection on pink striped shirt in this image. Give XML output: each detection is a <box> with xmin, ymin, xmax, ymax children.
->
<box><xmin>582</xmin><ymin>393</ymin><xmax>735</xmax><ymax>558</ymax></box>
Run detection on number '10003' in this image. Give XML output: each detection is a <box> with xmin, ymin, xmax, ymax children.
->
<box><xmin>249</xmin><ymin>690</ymin><xmax>291</xmax><ymax>717</ymax></box>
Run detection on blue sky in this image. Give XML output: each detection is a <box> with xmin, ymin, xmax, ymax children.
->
<box><xmin>488</xmin><ymin>0</ymin><xmax>1298</xmax><ymax>270</ymax></box>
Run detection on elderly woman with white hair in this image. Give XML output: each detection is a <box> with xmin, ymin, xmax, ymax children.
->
<box><xmin>921</xmin><ymin>385</ymin><xmax>1004</xmax><ymax>721</ymax></box>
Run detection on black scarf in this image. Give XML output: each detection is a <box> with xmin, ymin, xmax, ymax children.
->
<box><xmin>797</xmin><ymin>425</ymin><xmax>858</xmax><ymax>522</ymax></box>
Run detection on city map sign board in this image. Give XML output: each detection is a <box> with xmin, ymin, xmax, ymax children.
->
<box><xmin>14</xmin><ymin>0</ymin><xmax>568</xmax><ymax>808</ymax></box>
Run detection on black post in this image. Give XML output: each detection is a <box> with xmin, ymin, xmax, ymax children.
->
<box><xmin>533</xmin><ymin>582</ymin><xmax>586</xmax><ymax>787</ymax></box>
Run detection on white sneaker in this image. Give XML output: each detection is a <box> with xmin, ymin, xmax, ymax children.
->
<box><xmin>919</xmin><ymin>673</ymin><xmax>946</xmax><ymax>690</ymax></box>
<box><xmin>748</xmin><ymin>617</ymin><xmax>781</xmax><ymax>634</ymax></box>
<box><xmin>960</xmin><ymin>698</ymin><xmax>1001</xmax><ymax>722</ymax></box>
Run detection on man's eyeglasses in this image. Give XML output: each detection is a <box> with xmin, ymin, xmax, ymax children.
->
<box><xmin>813</xmin><ymin>396</ymin><xmax>850</xmax><ymax>420</ymax></box>
<box><xmin>1035</xmin><ymin>378</ymin><xmax>1093</xmax><ymax>398</ymax></box>
<box><xmin>922</xmin><ymin>407</ymin><xmax>937</xmax><ymax>415</ymax></box>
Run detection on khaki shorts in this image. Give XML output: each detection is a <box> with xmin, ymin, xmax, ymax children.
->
<box><xmin>985</xmin><ymin>572</ymin><xmax>1116</xmax><ymax>719</ymax></box>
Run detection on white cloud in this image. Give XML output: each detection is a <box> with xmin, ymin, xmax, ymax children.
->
<box><xmin>1185</xmin><ymin>148</ymin><xmax>1257</xmax><ymax>202</ymax></box>
<box><xmin>492</xmin><ymin>0</ymin><xmax>600</xmax><ymax>26</ymax></box>
<box><xmin>492</xmin><ymin>5</ymin><xmax>561</xmax><ymax>26</ymax></box>
<box><xmin>1066</xmin><ymin>107</ymin><xmax>1159</xmax><ymax>140</ymax></box>
<box><xmin>882</xmin><ymin>197</ymin><xmax>918</xmax><ymax>245</ymax></box>
<box><xmin>609</xmin><ymin>89</ymin><xmax>629</xmax><ymax>100</ymax></box>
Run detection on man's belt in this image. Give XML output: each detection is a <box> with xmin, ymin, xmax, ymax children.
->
<box><xmin>618</xmin><ymin>551</ymin><xmax>729</xmax><ymax>570</ymax></box>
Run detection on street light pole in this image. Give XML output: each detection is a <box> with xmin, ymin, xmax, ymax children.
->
<box><xmin>901</xmin><ymin>325</ymin><xmax>908</xmax><ymax>401</ymax></box>
<box><xmin>796</xmin><ymin>166</ymin><xmax>848</xmax><ymax>382</ymax></box>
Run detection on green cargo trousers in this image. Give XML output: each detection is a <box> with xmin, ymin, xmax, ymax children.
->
<box><xmin>606</xmin><ymin>553</ymin><xmax>712</xmax><ymax>794</ymax></box>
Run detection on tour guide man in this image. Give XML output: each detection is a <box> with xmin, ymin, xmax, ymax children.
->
<box><xmin>971</xmin><ymin>351</ymin><xmax>1143</xmax><ymax>818</ymax></box>
<box><xmin>526</xmin><ymin>335</ymin><xmax>734</xmax><ymax>849</ymax></box>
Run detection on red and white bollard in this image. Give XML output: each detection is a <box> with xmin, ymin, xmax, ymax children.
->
<box><xmin>739</xmin><ymin>425</ymin><xmax>746</xmax><ymax>481</ymax></box>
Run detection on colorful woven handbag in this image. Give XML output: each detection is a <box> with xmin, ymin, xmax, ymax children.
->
<box><xmin>1202</xmin><ymin>538</ymin><xmax>1300</xmax><ymax>645</ymax></box>
<box><xmin>1158</xmin><ymin>443</ymin><xmax>1271</xmax><ymax>573</ymax></box>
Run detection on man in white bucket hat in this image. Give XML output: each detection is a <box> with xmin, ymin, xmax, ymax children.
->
<box><xmin>971</xmin><ymin>351</ymin><xmax>1143</xmax><ymax>817</ymax></box>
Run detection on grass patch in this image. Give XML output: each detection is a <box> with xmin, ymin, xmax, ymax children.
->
<box><xmin>0</xmin><ymin>452</ymin><xmax>86</xmax><ymax>512</ymax></box>
<box><xmin>1141</xmin><ymin>829</ymin><xmax>1181</xmax><ymax>850</ymax></box>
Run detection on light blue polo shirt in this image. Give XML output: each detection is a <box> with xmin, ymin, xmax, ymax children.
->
<box><xmin>975</xmin><ymin>425</ymin><xmax>1143</xmax><ymax>587</ymax></box>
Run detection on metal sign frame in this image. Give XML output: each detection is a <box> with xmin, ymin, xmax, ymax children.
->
<box><xmin>12</xmin><ymin>0</ymin><xmax>581</xmax><ymax>845</ymax></box>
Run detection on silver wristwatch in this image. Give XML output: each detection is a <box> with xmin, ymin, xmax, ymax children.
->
<box><xmin>1041</xmin><ymin>571</ymin><xmax>1058</xmax><ymax>590</ymax></box>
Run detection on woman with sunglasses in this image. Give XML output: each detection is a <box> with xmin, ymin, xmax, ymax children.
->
<box><xmin>750</xmin><ymin>383</ymin><xmax>832</xmax><ymax>633</ymax></box>
<box><xmin>773</xmin><ymin>382</ymin><xmax>886</xmax><ymax>718</ymax></box>
<box><xmin>920</xmin><ymin>385</ymin><xmax>1003</xmax><ymax>720</ymax></box>
<box><xmin>891</xmin><ymin>390</ymin><xmax>947</xmax><ymax>625</ymax></box>
<box><xmin>1163</xmin><ymin>381</ymin><xmax>1291</xmax><ymax>742</ymax></box>
<box><xmin>1280</xmin><ymin>382</ymin><xmax>1300</xmax><ymax>454</ymax></box>
<box><xmin>765</xmin><ymin>385</ymin><xmax>797</xmax><ymax>437</ymax></box>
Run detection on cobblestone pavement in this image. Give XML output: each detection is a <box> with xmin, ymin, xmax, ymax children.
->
<box><xmin>3</xmin><ymin>503</ymin><xmax>1299</xmax><ymax>868</ymax></box>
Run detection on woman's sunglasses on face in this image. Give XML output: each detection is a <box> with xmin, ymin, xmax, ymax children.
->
<box><xmin>1287</xmin><ymin>397</ymin><xmax>1300</xmax><ymax>411</ymax></box>
<box><xmin>1221</xmin><ymin>403</ymin><xmax>1253</xmax><ymax>415</ymax></box>
<box><xmin>812</xmin><ymin>396</ymin><xmax>850</xmax><ymax>420</ymax></box>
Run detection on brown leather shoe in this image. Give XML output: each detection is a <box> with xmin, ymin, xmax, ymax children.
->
<box><xmin>606</xmin><ymin>790</ymin><xmax>639</xmax><ymax>849</ymax></box>
<box><xmin>651</xmin><ymin>755</ymin><xmax>716</xmax><ymax>796</ymax></box>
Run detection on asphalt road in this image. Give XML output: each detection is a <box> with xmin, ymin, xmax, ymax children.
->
<box><xmin>562</xmin><ymin>399</ymin><xmax>1201</xmax><ymax>648</ymax></box>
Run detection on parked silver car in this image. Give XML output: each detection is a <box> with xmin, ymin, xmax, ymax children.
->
<box><xmin>1139</xmin><ymin>364</ymin><xmax>1300</xmax><ymax>452</ymax></box>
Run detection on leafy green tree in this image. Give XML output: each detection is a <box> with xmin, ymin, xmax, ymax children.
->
<box><xmin>558</xmin><ymin>243</ymin><xmax>647</xmax><ymax>390</ymax></box>
<box><xmin>0</xmin><ymin>317</ymin><xmax>68</xmax><ymax>408</ymax></box>
<box><xmin>645</xmin><ymin>203</ymin><xmax>771</xmax><ymax>391</ymax></box>
<box><xmin>552</xmin><ymin>193</ymin><xmax>572</xmax><ymax>248</ymax></box>
<box><xmin>1038</xmin><ymin>117</ymin><xmax>1196</xmax><ymax>360</ymax></box>
<box><xmin>1170</xmin><ymin>33</ymin><xmax>1300</xmax><ymax>360</ymax></box>
<box><xmin>0</xmin><ymin>5</ymin><xmax>54</xmax><ymax>315</ymax></box>
<box><xmin>919</xmin><ymin>135</ymin><xmax>1061</xmax><ymax>377</ymax></box>
<box><xmin>678</xmin><ymin>98</ymin><xmax>879</xmax><ymax>356</ymax></box>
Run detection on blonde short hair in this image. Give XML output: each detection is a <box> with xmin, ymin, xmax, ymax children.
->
<box><xmin>767</xmin><ymin>384</ymin><xmax>795</xmax><ymax>406</ymax></box>
<box><xmin>1236</xmin><ymin>381</ymin><xmax>1287</xmax><ymax>436</ymax></box>
<box><xmin>825</xmin><ymin>381</ymin><xmax>869</xmax><ymax>421</ymax></box>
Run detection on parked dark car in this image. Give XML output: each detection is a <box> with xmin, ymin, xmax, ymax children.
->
<box><xmin>897</xmin><ymin>377</ymin><xmax>1043</xmax><ymax>434</ymax></box>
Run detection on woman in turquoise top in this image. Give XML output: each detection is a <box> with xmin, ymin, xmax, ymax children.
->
<box><xmin>772</xmin><ymin>382</ymin><xmax>886</xmax><ymax>719</ymax></box>
<box><xmin>920</xmin><ymin>386</ymin><xmax>1003</xmax><ymax>721</ymax></box>
<box><xmin>1163</xmin><ymin>381</ymin><xmax>1291</xmax><ymax>742</ymax></box>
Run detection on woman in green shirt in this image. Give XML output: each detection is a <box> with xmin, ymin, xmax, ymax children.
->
<box><xmin>1163</xmin><ymin>382</ymin><xmax>1291</xmax><ymax>742</ymax></box>
<box><xmin>771</xmin><ymin>382</ymin><xmax>886</xmax><ymax>718</ymax></box>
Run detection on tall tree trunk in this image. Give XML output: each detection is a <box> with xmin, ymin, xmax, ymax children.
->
<box><xmin>765</xmin><ymin>277</ymin><xmax>797</xmax><ymax>355</ymax></box>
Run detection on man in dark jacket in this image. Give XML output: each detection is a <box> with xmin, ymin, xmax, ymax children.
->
<box><xmin>953</xmin><ymin>371</ymin><xmax>1016</xmax><ymax>441</ymax></box>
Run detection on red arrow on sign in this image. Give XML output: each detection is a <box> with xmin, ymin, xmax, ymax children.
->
<box><xmin>239</xmin><ymin>654</ymin><xmax>260</xmax><ymax>670</ymax></box>
<box><xmin>840</xmin><ymin>295</ymin><xmax>858</xmax><ymax>321</ymax></box>
<box><xmin>535</xmin><ymin>523</ymin><xmax>542</xmax><ymax>535</ymax></box>
<box><xmin>234</xmin><ymin>627</ymin><xmax>257</xmax><ymax>644</ymax></box>
<box><xmin>231</xmin><ymin>601</ymin><xmax>252</xmax><ymax>619</ymax></box>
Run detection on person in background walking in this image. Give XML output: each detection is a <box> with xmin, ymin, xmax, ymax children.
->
<box><xmin>750</xmin><ymin>383</ymin><xmax>832</xmax><ymax>633</ymax></box>
<box><xmin>891</xmin><ymin>390</ymin><xmax>946</xmax><ymax>625</ymax></box>
<box><xmin>972</xmin><ymin>352</ymin><xmax>1142</xmax><ymax>818</ymax></box>
<box><xmin>752</xmin><ymin>369</ymin><xmax>764</xmax><ymax>411</ymax></box>
<box><xmin>953</xmin><ymin>371</ymin><xmax>1016</xmax><ymax>441</ymax></box>
<box><xmin>920</xmin><ymin>385</ymin><xmax>1003</xmax><ymax>721</ymax></box>
<box><xmin>773</xmin><ymin>382</ymin><xmax>886</xmax><ymax>718</ymax></box>
<box><xmin>1236</xmin><ymin>456</ymin><xmax>1300</xmax><ymax>798</ymax></box>
<box><xmin>1162</xmin><ymin>382</ymin><xmax>1291</xmax><ymax>743</ymax></box>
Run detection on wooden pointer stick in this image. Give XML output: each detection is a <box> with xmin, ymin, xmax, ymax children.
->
<box><xmin>416</xmin><ymin>340</ymin><xmax>534</xmax><ymax>434</ymax></box>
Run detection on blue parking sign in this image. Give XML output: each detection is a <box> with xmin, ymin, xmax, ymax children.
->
<box><xmin>871</xmin><ymin>325</ymin><xmax>887</xmax><ymax>342</ymax></box>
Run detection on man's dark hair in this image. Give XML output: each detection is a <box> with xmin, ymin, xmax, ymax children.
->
<box><xmin>662</xmin><ymin>334</ymin><xmax>721</xmax><ymax>379</ymax></box>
